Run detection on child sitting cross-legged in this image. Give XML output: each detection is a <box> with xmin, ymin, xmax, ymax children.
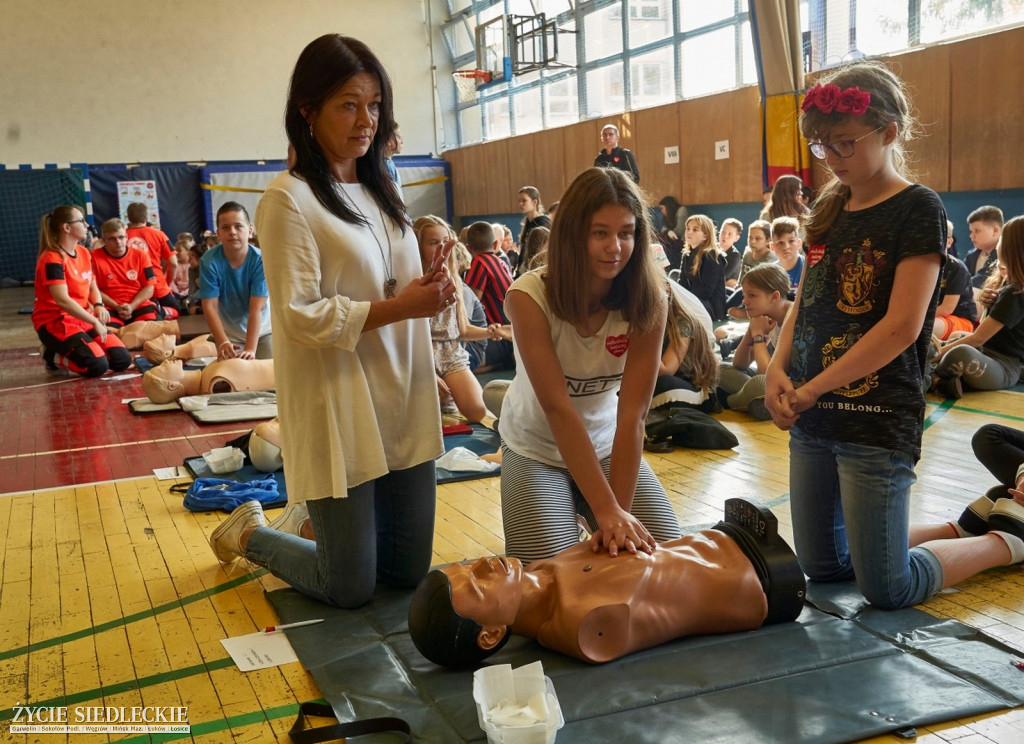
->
<box><xmin>716</xmin><ymin>264</ymin><xmax>793</xmax><ymax>420</ymax></box>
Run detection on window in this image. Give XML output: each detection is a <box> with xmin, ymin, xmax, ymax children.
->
<box><xmin>545</xmin><ymin>73</ymin><xmax>580</xmax><ymax>127</ymax></box>
<box><xmin>514</xmin><ymin>87</ymin><xmax>544</xmax><ymax>134</ymax></box>
<box><xmin>680</xmin><ymin>26</ymin><xmax>736</xmax><ymax>98</ymax></box>
<box><xmin>431</xmin><ymin>0</ymin><xmax>756</xmax><ymax>148</ymax></box>
<box><xmin>804</xmin><ymin>0</ymin><xmax>1024</xmax><ymax>72</ymax></box>
<box><xmin>630</xmin><ymin>47</ymin><xmax>674</xmax><ymax>108</ymax></box>
<box><xmin>583</xmin><ymin>3</ymin><xmax>624</xmax><ymax>60</ymax></box>
<box><xmin>629</xmin><ymin>0</ymin><xmax>672</xmax><ymax>46</ymax></box>
<box><xmin>585</xmin><ymin>63</ymin><xmax>624</xmax><ymax>118</ymax></box>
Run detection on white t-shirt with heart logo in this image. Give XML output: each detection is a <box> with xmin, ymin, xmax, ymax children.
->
<box><xmin>501</xmin><ymin>270</ymin><xmax>632</xmax><ymax>468</ymax></box>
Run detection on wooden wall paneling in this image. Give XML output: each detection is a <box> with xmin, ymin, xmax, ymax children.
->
<box><xmin>506</xmin><ymin>133</ymin><xmax>537</xmax><ymax>213</ymax></box>
<box><xmin>633</xmin><ymin>103</ymin><xmax>683</xmax><ymax>206</ymax></box>
<box><xmin>480</xmin><ymin>140</ymin><xmax>512</xmax><ymax>215</ymax></box>
<box><xmin>886</xmin><ymin>46</ymin><xmax>951</xmax><ymax>193</ymax></box>
<box><xmin>727</xmin><ymin>87</ymin><xmax>764</xmax><ymax>203</ymax></box>
<box><xmin>679</xmin><ymin>93</ymin><xmax>737</xmax><ymax>206</ymax></box>
<box><xmin>949</xmin><ymin>26</ymin><xmax>1024</xmax><ymax>191</ymax></box>
<box><xmin>532</xmin><ymin>127</ymin><xmax>569</xmax><ymax>207</ymax></box>
<box><xmin>455</xmin><ymin>143</ymin><xmax>498</xmax><ymax>216</ymax></box>
<box><xmin>564</xmin><ymin>119</ymin><xmax>602</xmax><ymax>182</ymax></box>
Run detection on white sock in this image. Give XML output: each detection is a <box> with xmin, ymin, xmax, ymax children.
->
<box><xmin>947</xmin><ymin>521</ymin><xmax>970</xmax><ymax>538</ymax></box>
<box><xmin>989</xmin><ymin>531</ymin><xmax>1024</xmax><ymax>565</ymax></box>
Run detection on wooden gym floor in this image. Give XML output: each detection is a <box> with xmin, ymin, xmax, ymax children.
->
<box><xmin>1</xmin><ymin>285</ymin><xmax>1023</xmax><ymax>743</ymax></box>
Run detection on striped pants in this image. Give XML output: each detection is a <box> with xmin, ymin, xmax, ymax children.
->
<box><xmin>500</xmin><ymin>444</ymin><xmax>681</xmax><ymax>563</ymax></box>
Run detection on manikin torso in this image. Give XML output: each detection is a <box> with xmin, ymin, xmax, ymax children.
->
<box><xmin>513</xmin><ymin>530</ymin><xmax>767</xmax><ymax>663</ymax></box>
<box><xmin>141</xmin><ymin>358</ymin><xmax>275</xmax><ymax>403</ymax></box>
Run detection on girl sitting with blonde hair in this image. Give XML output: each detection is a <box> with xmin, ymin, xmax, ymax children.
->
<box><xmin>413</xmin><ymin>215</ymin><xmax>492</xmax><ymax>422</ymax></box>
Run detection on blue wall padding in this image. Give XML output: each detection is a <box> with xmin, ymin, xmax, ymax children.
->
<box><xmin>89</xmin><ymin>164</ymin><xmax>207</xmax><ymax>241</ymax></box>
<box><xmin>0</xmin><ymin>168</ymin><xmax>85</xmax><ymax>283</ymax></box>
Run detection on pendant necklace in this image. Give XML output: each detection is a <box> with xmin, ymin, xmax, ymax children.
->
<box><xmin>338</xmin><ymin>182</ymin><xmax>396</xmax><ymax>298</ymax></box>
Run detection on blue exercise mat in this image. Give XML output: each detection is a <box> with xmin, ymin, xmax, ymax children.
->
<box><xmin>266</xmin><ymin>579</ymin><xmax>1024</xmax><ymax>744</ymax></box>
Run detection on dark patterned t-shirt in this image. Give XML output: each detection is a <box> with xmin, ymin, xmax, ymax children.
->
<box><xmin>788</xmin><ymin>184</ymin><xmax>946</xmax><ymax>460</ymax></box>
<box><xmin>939</xmin><ymin>255</ymin><xmax>977</xmax><ymax>323</ymax></box>
<box><xmin>984</xmin><ymin>286</ymin><xmax>1024</xmax><ymax>361</ymax></box>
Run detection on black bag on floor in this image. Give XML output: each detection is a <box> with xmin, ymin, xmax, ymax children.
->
<box><xmin>645</xmin><ymin>405</ymin><xmax>739</xmax><ymax>450</ymax></box>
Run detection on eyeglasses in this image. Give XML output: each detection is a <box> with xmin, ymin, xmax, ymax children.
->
<box><xmin>808</xmin><ymin>127</ymin><xmax>883</xmax><ymax>159</ymax></box>
<box><xmin>66</xmin><ymin>218</ymin><xmax>88</xmax><ymax>225</ymax></box>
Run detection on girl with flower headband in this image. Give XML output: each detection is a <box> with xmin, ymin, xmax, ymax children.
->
<box><xmin>764</xmin><ymin>61</ymin><xmax>1024</xmax><ymax>611</ymax></box>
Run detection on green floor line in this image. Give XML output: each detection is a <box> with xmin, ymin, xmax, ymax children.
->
<box><xmin>0</xmin><ymin>657</ymin><xmax>236</xmax><ymax>721</ymax></box>
<box><xmin>0</xmin><ymin>569</ymin><xmax>268</xmax><ymax>662</ymax></box>
<box><xmin>947</xmin><ymin>403</ymin><xmax>1024</xmax><ymax>424</ymax></box>
<box><xmin>923</xmin><ymin>398</ymin><xmax>958</xmax><ymax>431</ymax></box>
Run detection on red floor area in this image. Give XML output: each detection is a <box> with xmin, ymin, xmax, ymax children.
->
<box><xmin>0</xmin><ymin>348</ymin><xmax>260</xmax><ymax>493</ymax></box>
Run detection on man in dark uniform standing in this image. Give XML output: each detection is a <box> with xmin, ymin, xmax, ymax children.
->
<box><xmin>594</xmin><ymin>124</ymin><xmax>640</xmax><ymax>183</ymax></box>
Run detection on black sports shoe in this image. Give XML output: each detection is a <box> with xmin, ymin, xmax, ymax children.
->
<box><xmin>933</xmin><ymin>376</ymin><xmax>963</xmax><ymax>400</ymax></box>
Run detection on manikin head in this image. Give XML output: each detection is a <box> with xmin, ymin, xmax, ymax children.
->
<box><xmin>141</xmin><ymin>359</ymin><xmax>190</xmax><ymax>404</ymax></box>
<box><xmin>142</xmin><ymin>333</ymin><xmax>177</xmax><ymax>364</ymax></box>
<box><xmin>250</xmin><ymin>418</ymin><xmax>284</xmax><ymax>472</ymax></box>
<box><xmin>408</xmin><ymin>557</ymin><xmax>523</xmax><ymax>668</ymax></box>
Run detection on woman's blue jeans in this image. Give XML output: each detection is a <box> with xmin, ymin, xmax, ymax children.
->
<box><xmin>244</xmin><ymin>460</ymin><xmax>436</xmax><ymax>608</ymax></box>
<box><xmin>789</xmin><ymin>426</ymin><xmax>943</xmax><ymax>609</ymax></box>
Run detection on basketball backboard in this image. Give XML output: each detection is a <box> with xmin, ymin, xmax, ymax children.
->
<box><xmin>475</xmin><ymin>15</ymin><xmax>512</xmax><ymax>83</ymax></box>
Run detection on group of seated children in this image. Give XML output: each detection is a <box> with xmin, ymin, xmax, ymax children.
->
<box><xmin>932</xmin><ymin>207</ymin><xmax>1023</xmax><ymax>398</ymax></box>
<box><xmin>33</xmin><ymin>200</ymin><xmax>272</xmax><ymax>378</ymax></box>
<box><xmin>670</xmin><ymin>214</ymin><xmax>802</xmax><ymax>324</ymax></box>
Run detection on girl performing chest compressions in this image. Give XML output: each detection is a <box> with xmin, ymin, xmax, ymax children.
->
<box><xmin>498</xmin><ymin>167</ymin><xmax>681</xmax><ymax>563</ymax></box>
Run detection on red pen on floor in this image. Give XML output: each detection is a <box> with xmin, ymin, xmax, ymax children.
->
<box><xmin>1010</xmin><ymin>656</ymin><xmax>1024</xmax><ymax>671</ymax></box>
<box><xmin>263</xmin><ymin>619</ymin><xmax>324</xmax><ymax>634</ymax></box>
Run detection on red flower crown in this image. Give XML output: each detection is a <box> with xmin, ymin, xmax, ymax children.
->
<box><xmin>801</xmin><ymin>83</ymin><xmax>871</xmax><ymax>116</ymax></box>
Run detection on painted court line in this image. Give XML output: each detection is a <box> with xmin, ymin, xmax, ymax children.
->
<box><xmin>0</xmin><ymin>569</ymin><xmax>268</xmax><ymax>661</ymax></box>
<box><xmin>0</xmin><ymin>657</ymin><xmax>238</xmax><ymax>721</ymax></box>
<box><xmin>923</xmin><ymin>398</ymin><xmax>958</xmax><ymax>431</ymax></box>
<box><xmin>0</xmin><ymin>428</ymin><xmax>251</xmax><ymax>460</ymax></box>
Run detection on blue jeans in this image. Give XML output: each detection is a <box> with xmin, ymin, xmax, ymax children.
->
<box><xmin>244</xmin><ymin>460</ymin><xmax>436</xmax><ymax>608</ymax></box>
<box><xmin>789</xmin><ymin>426</ymin><xmax>942</xmax><ymax>609</ymax></box>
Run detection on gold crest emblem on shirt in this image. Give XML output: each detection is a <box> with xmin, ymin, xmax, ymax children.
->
<box><xmin>821</xmin><ymin>331</ymin><xmax>879</xmax><ymax>398</ymax></box>
<box><xmin>836</xmin><ymin>240</ymin><xmax>886</xmax><ymax>315</ymax></box>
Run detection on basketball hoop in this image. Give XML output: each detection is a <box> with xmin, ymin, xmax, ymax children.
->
<box><xmin>452</xmin><ymin>70</ymin><xmax>492</xmax><ymax>104</ymax></box>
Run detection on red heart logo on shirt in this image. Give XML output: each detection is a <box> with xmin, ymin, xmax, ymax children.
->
<box><xmin>808</xmin><ymin>244</ymin><xmax>826</xmax><ymax>267</ymax></box>
<box><xmin>606</xmin><ymin>335</ymin><xmax>629</xmax><ymax>357</ymax></box>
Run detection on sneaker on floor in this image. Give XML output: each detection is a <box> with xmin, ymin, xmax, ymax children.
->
<box><xmin>988</xmin><ymin>498</ymin><xmax>1024</xmax><ymax>541</ymax></box>
<box><xmin>957</xmin><ymin>495</ymin><xmax>994</xmax><ymax>536</ymax></box>
<box><xmin>746</xmin><ymin>397</ymin><xmax>772</xmax><ymax>421</ymax></box>
<box><xmin>210</xmin><ymin>500</ymin><xmax>266</xmax><ymax>563</ymax></box>
<box><xmin>267</xmin><ymin>502</ymin><xmax>308</xmax><ymax>536</ymax></box>
<box><xmin>934</xmin><ymin>376</ymin><xmax>963</xmax><ymax>400</ymax></box>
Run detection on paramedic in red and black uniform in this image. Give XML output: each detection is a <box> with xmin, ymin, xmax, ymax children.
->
<box><xmin>33</xmin><ymin>206</ymin><xmax>131</xmax><ymax>377</ymax></box>
<box><xmin>91</xmin><ymin>218</ymin><xmax>164</xmax><ymax>328</ymax></box>
<box><xmin>125</xmin><ymin>201</ymin><xmax>181</xmax><ymax>315</ymax></box>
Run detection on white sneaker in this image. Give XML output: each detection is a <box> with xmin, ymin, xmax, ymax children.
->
<box><xmin>210</xmin><ymin>500</ymin><xmax>266</xmax><ymax>563</ymax></box>
<box><xmin>267</xmin><ymin>502</ymin><xmax>309</xmax><ymax>536</ymax></box>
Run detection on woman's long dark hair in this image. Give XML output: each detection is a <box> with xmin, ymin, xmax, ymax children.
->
<box><xmin>659</xmin><ymin>196</ymin><xmax>682</xmax><ymax>229</ymax></box>
<box><xmin>285</xmin><ymin>34</ymin><xmax>406</xmax><ymax>232</ymax></box>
